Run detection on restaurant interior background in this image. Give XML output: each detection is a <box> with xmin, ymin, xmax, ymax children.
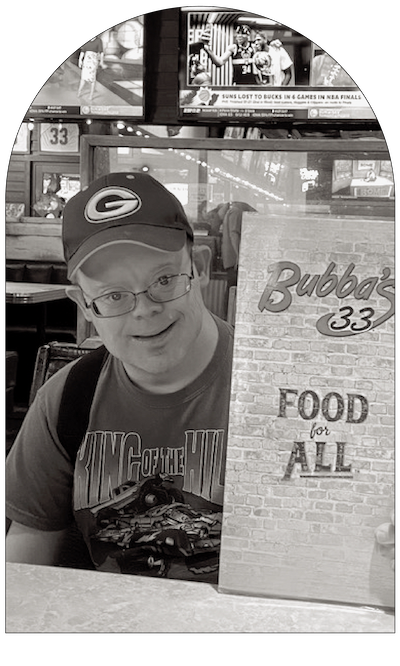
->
<box><xmin>3</xmin><ymin>0</ymin><xmax>396</xmax><ymax>623</ymax></box>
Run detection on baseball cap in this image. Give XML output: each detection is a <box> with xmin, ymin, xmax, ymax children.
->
<box><xmin>236</xmin><ymin>25</ymin><xmax>250</xmax><ymax>35</ymax></box>
<box><xmin>63</xmin><ymin>172</ymin><xmax>193</xmax><ymax>279</ymax></box>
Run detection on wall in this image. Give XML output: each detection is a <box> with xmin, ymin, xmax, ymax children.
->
<box><xmin>218</xmin><ymin>212</ymin><xmax>394</xmax><ymax>608</ymax></box>
<box><xmin>6</xmin><ymin>221</ymin><xmax>64</xmax><ymax>263</ymax></box>
<box><xmin>146</xmin><ymin>8</ymin><xmax>180</xmax><ymax>125</ymax></box>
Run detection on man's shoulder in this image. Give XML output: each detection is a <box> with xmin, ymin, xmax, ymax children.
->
<box><xmin>32</xmin><ymin>357</ymin><xmax>81</xmax><ymax>417</ymax></box>
<box><xmin>212</xmin><ymin>314</ymin><xmax>234</xmax><ymax>351</ymax></box>
<box><xmin>35</xmin><ymin>347</ymin><xmax>108</xmax><ymax>403</ymax></box>
<box><xmin>37</xmin><ymin>356</ymin><xmax>80</xmax><ymax>393</ymax></box>
<box><xmin>32</xmin><ymin>348</ymin><xmax>112</xmax><ymax>452</ymax></box>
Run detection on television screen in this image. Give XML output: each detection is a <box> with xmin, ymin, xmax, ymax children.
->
<box><xmin>179</xmin><ymin>8</ymin><xmax>375</xmax><ymax>122</ymax></box>
<box><xmin>27</xmin><ymin>17</ymin><xmax>145</xmax><ymax>120</ymax></box>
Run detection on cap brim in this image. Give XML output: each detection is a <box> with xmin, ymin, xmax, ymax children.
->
<box><xmin>67</xmin><ymin>224</ymin><xmax>187</xmax><ymax>279</ymax></box>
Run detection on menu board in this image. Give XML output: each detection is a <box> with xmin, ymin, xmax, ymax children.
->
<box><xmin>179</xmin><ymin>8</ymin><xmax>375</xmax><ymax>122</ymax></box>
<box><xmin>218</xmin><ymin>211</ymin><xmax>394</xmax><ymax>608</ymax></box>
<box><xmin>27</xmin><ymin>17</ymin><xmax>145</xmax><ymax>120</ymax></box>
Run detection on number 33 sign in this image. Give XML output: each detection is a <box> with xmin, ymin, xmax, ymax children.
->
<box><xmin>40</xmin><ymin>123</ymin><xmax>79</xmax><ymax>153</ymax></box>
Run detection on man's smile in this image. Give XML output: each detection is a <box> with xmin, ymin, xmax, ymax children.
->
<box><xmin>131</xmin><ymin>321</ymin><xmax>176</xmax><ymax>342</ymax></box>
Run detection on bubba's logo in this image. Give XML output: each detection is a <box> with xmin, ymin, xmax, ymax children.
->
<box><xmin>258</xmin><ymin>261</ymin><xmax>394</xmax><ymax>337</ymax></box>
<box><xmin>84</xmin><ymin>186</ymin><xmax>142</xmax><ymax>223</ymax></box>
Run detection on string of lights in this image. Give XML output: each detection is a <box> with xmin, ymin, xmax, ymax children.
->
<box><xmin>23</xmin><ymin>119</ymin><xmax>283</xmax><ymax>201</ymax></box>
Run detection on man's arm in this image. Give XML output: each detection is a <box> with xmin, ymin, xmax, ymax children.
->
<box><xmin>6</xmin><ymin>521</ymin><xmax>68</xmax><ymax>566</ymax></box>
<box><xmin>282</xmin><ymin>66</ymin><xmax>292</xmax><ymax>86</ymax></box>
<box><xmin>203</xmin><ymin>43</ymin><xmax>234</xmax><ymax>67</ymax></box>
<box><xmin>279</xmin><ymin>47</ymin><xmax>293</xmax><ymax>86</ymax></box>
<box><xmin>195</xmin><ymin>29</ymin><xmax>234</xmax><ymax>68</ymax></box>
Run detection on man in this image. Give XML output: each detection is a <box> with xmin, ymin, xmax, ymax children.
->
<box><xmin>6</xmin><ymin>172</ymin><xmax>233</xmax><ymax>583</ymax></box>
<box><xmin>252</xmin><ymin>32</ymin><xmax>293</xmax><ymax>86</ymax></box>
<box><xmin>188</xmin><ymin>53</ymin><xmax>212</xmax><ymax>86</ymax></box>
<box><xmin>77</xmin><ymin>35</ymin><xmax>105</xmax><ymax>102</ymax></box>
<box><xmin>202</xmin><ymin>24</ymin><xmax>259</xmax><ymax>86</ymax></box>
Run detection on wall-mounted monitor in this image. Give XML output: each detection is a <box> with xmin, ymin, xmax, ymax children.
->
<box><xmin>178</xmin><ymin>8</ymin><xmax>376</xmax><ymax>122</ymax></box>
<box><xmin>27</xmin><ymin>17</ymin><xmax>145</xmax><ymax>121</ymax></box>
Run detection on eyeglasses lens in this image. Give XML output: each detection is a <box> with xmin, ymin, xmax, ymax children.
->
<box><xmin>92</xmin><ymin>274</ymin><xmax>191</xmax><ymax>317</ymax></box>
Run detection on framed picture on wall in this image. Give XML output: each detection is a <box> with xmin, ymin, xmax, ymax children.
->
<box><xmin>39</xmin><ymin>124</ymin><xmax>80</xmax><ymax>153</ymax></box>
<box><xmin>12</xmin><ymin>123</ymin><xmax>29</xmax><ymax>153</ymax></box>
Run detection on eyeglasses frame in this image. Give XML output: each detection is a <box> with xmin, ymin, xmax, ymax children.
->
<box><xmin>83</xmin><ymin>262</ymin><xmax>195</xmax><ymax>318</ymax></box>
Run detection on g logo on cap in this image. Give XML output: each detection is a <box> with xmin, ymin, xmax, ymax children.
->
<box><xmin>84</xmin><ymin>186</ymin><xmax>142</xmax><ymax>223</ymax></box>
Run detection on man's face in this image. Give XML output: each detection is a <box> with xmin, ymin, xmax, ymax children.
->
<box><xmin>253</xmin><ymin>36</ymin><xmax>263</xmax><ymax>51</ymax></box>
<box><xmin>75</xmin><ymin>243</ymin><xmax>207</xmax><ymax>383</ymax></box>
<box><xmin>236</xmin><ymin>31</ymin><xmax>249</xmax><ymax>46</ymax></box>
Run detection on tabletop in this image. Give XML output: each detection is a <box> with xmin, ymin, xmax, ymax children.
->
<box><xmin>6</xmin><ymin>562</ymin><xmax>394</xmax><ymax>633</ymax></box>
<box><xmin>6</xmin><ymin>282</ymin><xmax>68</xmax><ymax>304</ymax></box>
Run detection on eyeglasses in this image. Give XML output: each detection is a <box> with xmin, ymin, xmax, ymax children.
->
<box><xmin>84</xmin><ymin>268</ymin><xmax>194</xmax><ymax>318</ymax></box>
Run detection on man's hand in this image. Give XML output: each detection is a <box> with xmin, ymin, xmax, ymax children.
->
<box><xmin>199</xmin><ymin>29</ymin><xmax>211</xmax><ymax>45</ymax></box>
<box><xmin>375</xmin><ymin>510</ymin><xmax>395</xmax><ymax>570</ymax></box>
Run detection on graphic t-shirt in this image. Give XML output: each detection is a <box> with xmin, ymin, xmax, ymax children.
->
<box><xmin>6</xmin><ymin>316</ymin><xmax>233</xmax><ymax>584</ymax></box>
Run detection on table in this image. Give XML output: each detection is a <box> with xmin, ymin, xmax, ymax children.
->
<box><xmin>6</xmin><ymin>282</ymin><xmax>68</xmax><ymax>305</ymax></box>
<box><xmin>6</xmin><ymin>282</ymin><xmax>68</xmax><ymax>345</ymax></box>
<box><xmin>6</xmin><ymin>562</ymin><xmax>394</xmax><ymax>633</ymax></box>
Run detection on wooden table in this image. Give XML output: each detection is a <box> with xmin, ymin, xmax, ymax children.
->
<box><xmin>6</xmin><ymin>282</ymin><xmax>68</xmax><ymax>345</ymax></box>
<box><xmin>5</xmin><ymin>562</ymin><xmax>394</xmax><ymax>633</ymax></box>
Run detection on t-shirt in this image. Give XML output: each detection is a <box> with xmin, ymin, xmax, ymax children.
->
<box><xmin>253</xmin><ymin>45</ymin><xmax>293</xmax><ymax>86</ymax></box>
<box><xmin>269</xmin><ymin>45</ymin><xmax>293</xmax><ymax>86</ymax></box>
<box><xmin>6</xmin><ymin>316</ymin><xmax>233</xmax><ymax>584</ymax></box>
<box><xmin>80</xmin><ymin>37</ymin><xmax>103</xmax><ymax>55</ymax></box>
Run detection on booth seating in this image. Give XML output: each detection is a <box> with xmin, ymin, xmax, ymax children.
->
<box><xmin>6</xmin><ymin>260</ymin><xmax>77</xmax><ymax>404</ymax></box>
<box><xmin>6</xmin><ymin>351</ymin><xmax>18</xmax><ymax>415</ymax></box>
<box><xmin>6</xmin><ymin>261</ymin><xmax>76</xmax><ymax>337</ymax></box>
<box><xmin>5</xmin><ymin>351</ymin><xmax>23</xmax><ymax>455</ymax></box>
<box><xmin>6</xmin><ymin>260</ymin><xmax>69</xmax><ymax>285</ymax></box>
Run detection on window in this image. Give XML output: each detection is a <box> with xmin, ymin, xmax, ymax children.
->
<box><xmin>80</xmin><ymin>137</ymin><xmax>393</xmax><ymax>231</ymax></box>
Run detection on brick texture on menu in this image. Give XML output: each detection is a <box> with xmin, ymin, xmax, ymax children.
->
<box><xmin>218</xmin><ymin>213</ymin><xmax>394</xmax><ymax>609</ymax></box>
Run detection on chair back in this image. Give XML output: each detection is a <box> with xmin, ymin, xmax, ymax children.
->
<box><xmin>29</xmin><ymin>342</ymin><xmax>94</xmax><ymax>406</ymax></box>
